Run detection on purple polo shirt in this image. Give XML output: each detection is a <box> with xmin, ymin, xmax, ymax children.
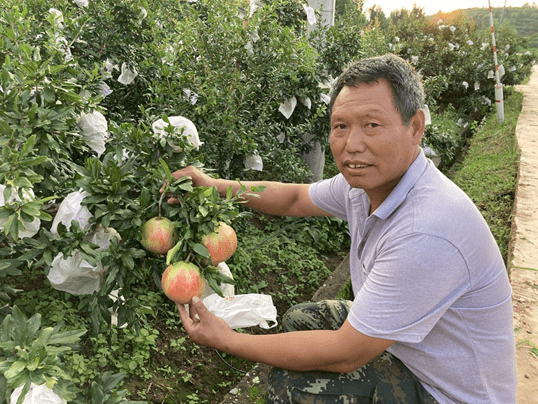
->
<box><xmin>309</xmin><ymin>149</ymin><xmax>517</xmax><ymax>404</ymax></box>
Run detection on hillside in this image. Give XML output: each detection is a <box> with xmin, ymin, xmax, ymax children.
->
<box><xmin>431</xmin><ymin>6</ymin><xmax>538</xmax><ymax>49</ymax></box>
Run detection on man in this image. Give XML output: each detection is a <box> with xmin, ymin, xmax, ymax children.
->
<box><xmin>167</xmin><ymin>54</ymin><xmax>517</xmax><ymax>403</ymax></box>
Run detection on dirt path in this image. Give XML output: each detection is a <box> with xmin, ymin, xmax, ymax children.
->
<box><xmin>511</xmin><ymin>64</ymin><xmax>538</xmax><ymax>404</ymax></box>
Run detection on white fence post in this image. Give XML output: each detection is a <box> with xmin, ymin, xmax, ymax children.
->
<box><xmin>488</xmin><ymin>0</ymin><xmax>505</xmax><ymax>123</ymax></box>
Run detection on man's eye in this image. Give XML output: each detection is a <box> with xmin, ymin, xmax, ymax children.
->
<box><xmin>367</xmin><ymin>123</ymin><xmax>379</xmax><ymax>128</ymax></box>
<box><xmin>334</xmin><ymin>124</ymin><xmax>346</xmax><ymax>130</ymax></box>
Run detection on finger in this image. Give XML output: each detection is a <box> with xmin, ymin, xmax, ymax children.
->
<box><xmin>188</xmin><ymin>298</ymin><xmax>202</xmax><ymax>322</ymax></box>
<box><xmin>177</xmin><ymin>303</ymin><xmax>193</xmax><ymax>326</ymax></box>
<box><xmin>167</xmin><ymin>197</ymin><xmax>180</xmax><ymax>204</ymax></box>
<box><xmin>189</xmin><ymin>296</ymin><xmax>211</xmax><ymax>320</ymax></box>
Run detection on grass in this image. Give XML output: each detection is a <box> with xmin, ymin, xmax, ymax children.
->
<box><xmin>447</xmin><ymin>90</ymin><xmax>523</xmax><ymax>267</ymax></box>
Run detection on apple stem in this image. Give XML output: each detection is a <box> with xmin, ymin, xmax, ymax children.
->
<box><xmin>185</xmin><ymin>251</ymin><xmax>193</xmax><ymax>263</ymax></box>
<box><xmin>157</xmin><ymin>190</ymin><xmax>166</xmax><ymax>219</ymax></box>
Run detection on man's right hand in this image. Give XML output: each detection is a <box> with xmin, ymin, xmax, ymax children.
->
<box><xmin>160</xmin><ymin>166</ymin><xmax>219</xmax><ymax>203</ymax></box>
<box><xmin>169</xmin><ymin>166</ymin><xmax>217</xmax><ymax>189</ymax></box>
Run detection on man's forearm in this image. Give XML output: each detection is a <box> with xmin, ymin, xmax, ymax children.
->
<box><xmin>213</xmin><ymin>179</ymin><xmax>316</xmax><ymax>217</ymax></box>
<box><xmin>219</xmin><ymin>329</ymin><xmax>366</xmax><ymax>373</ymax></box>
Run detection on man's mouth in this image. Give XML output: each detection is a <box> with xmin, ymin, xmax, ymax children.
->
<box><xmin>347</xmin><ymin>163</ymin><xmax>369</xmax><ymax>169</ymax></box>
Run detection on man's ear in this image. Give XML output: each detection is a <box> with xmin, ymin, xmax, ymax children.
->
<box><xmin>409</xmin><ymin>109</ymin><xmax>426</xmax><ymax>146</ymax></box>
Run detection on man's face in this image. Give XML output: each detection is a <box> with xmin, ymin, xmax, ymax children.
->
<box><xmin>330</xmin><ymin>79</ymin><xmax>424</xmax><ymax>208</ymax></box>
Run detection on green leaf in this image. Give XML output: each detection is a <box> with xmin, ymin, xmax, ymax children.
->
<box><xmin>31</xmin><ymin>327</ymin><xmax>54</xmax><ymax>350</ymax></box>
<box><xmin>12</xmin><ymin>177</ymin><xmax>33</xmax><ymax>188</ymax></box>
<box><xmin>19</xmin><ymin>156</ymin><xmax>49</xmax><ymax>167</ymax></box>
<box><xmin>205</xmin><ymin>266</ymin><xmax>236</xmax><ymax>286</ymax></box>
<box><xmin>37</xmin><ymin>210</ymin><xmax>52</xmax><ymax>221</ymax></box>
<box><xmin>26</xmin><ymin>313</ymin><xmax>42</xmax><ymax>340</ymax></box>
<box><xmin>43</xmin><ymin>87</ymin><xmax>55</xmax><ymax>103</ymax></box>
<box><xmin>205</xmin><ymin>275</ymin><xmax>223</xmax><ymax>298</ymax></box>
<box><xmin>159</xmin><ymin>158</ymin><xmax>173</xmax><ymax>188</ymax></box>
<box><xmin>21</xmin><ymin>204</ymin><xmax>41</xmax><ymax>217</ymax></box>
<box><xmin>174</xmin><ymin>181</ymin><xmax>190</xmax><ymax>192</ymax></box>
<box><xmin>4</xmin><ymin>360</ymin><xmax>26</xmax><ymax>380</ymax></box>
<box><xmin>28</xmin><ymin>103</ymin><xmax>38</xmax><ymax>122</ymax></box>
<box><xmin>43</xmin><ymin>250</ymin><xmax>52</xmax><ymax>266</ymax></box>
<box><xmin>14</xmin><ymin>379</ymin><xmax>31</xmax><ymax>404</ymax></box>
<box><xmin>198</xmin><ymin>205</ymin><xmax>209</xmax><ymax>217</ymax></box>
<box><xmin>100</xmin><ymin>372</ymin><xmax>125</xmax><ymax>393</ymax></box>
<box><xmin>90</xmin><ymin>381</ymin><xmax>105</xmax><ymax>404</ymax></box>
<box><xmin>1</xmin><ymin>69</ymin><xmax>11</xmax><ymax>88</ymax></box>
<box><xmin>16</xmin><ymin>249</ymin><xmax>42</xmax><ymax>261</ymax></box>
<box><xmin>3</xmin><ymin>214</ymin><xmax>17</xmax><ymax>239</ymax></box>
<box><xmin>191</xmin><ymin>242</ymin><xmax>210</xmax><ymax>258</ymax></box>
<box><xmin>166</xmin><ymin>239</ymin><xmax>183</xmax><ymax>265</ymax></box>
<box><xmin>48</xmin><ymin>329</ymin><xmax>86</xmax><ymax>345</ymax></box>
<box><xmin>20</xmin><ymin>135</ymin><xmax>37</xmax><ymax>158</ymax></box>
<box><xmin>0</xmin><ymin>206</ymin><xmax>14</xmax><ymax>219</ymax></box>
<box><xmin>122</xmin><ymin>252</ymin><xmax>135</xmax><ymax>270</ymax></box>
<box><xmin>250</xmin><ymin>185</ymin><xmax>266</xmax><ymax>193</ymax></box>
<box><xmin>139</xmin><ymin>187</ymin><xmax>150</xmax><ymax>207</ymax></box>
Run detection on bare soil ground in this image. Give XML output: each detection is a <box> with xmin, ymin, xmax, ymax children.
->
<box><xmin>511</xmin><ymin>65</ymin><xmax>538</xmax><ymax>404</ymax></box>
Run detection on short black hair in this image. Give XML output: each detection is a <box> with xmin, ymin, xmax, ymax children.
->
<box><xmin>329</xmin><ymin>53</ymin><xmax>425</xmax><ymax>126</ymax></box>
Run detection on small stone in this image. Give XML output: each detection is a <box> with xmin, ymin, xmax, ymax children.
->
<box><xmin>230</xmin><ymin>388</ymin><xmax>239</xmax><ymax>395</ymax></box>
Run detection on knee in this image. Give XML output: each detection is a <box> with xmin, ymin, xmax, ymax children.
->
<box><xmin>282</xmin><ymin>300</ymin><xmax>352</xmax><ymax>332</ymax></box>
<box><xmin>266</xmin><ymin>367</ymin><xmax>291</xmax><ymax>404</ymax></box>
<box><xmin>281</xmin><ymin>302</ymin><xmax>319</xmax><ymax>332</ymax></box>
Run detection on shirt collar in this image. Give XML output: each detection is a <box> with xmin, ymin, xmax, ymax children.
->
<box><xmin>373</xmin><ymin>148</ymin><xmax>428</xmax><ymax>220</ymax></box>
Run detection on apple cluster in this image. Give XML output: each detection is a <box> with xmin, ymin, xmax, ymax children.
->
<box><xmin>140</xmin><ymin>218</ymin><xmax>237</xmax><ymax>304</ymax></box>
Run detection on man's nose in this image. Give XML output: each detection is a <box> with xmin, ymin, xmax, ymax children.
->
<box><xmin>345</xmin><ymin>128</ymin><xmax>367</xmax><ymax>153</ymax></box>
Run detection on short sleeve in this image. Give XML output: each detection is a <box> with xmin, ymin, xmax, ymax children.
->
<box><xmin>309</xmin><ymin>174</ymin><xmax>350</xmax><ymax>220</ymax></box>
<box><xmin>348</xmin><ymin>233</ymin><xmax>471</xmax><ymax>343</ymax></box>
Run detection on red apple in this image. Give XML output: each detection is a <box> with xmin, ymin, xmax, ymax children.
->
<box><xmin>201</xmin><ymin>222</ymin><xmax>237</xmax><ymax>265</ymax></box>
<box><xmin>161</xmin><ymin>261</ymin><xmax>206</xmax><ymax>304</ymax></box>
<box><xmin>140</xmin><ymin>216</ymin><xmax>178</xmax><ymax>255</ymax></box>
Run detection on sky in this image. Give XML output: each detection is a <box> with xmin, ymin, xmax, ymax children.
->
<box><xmin>361</xmin><ymin>0</ymin><xmax>533</xmax><ymax>16</ymax></box>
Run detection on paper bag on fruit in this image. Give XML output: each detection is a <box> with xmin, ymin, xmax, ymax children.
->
<box><xmin>203</xmin><ymin>293</ymin><xmax>278</xmax><ymax>330</ymax></box>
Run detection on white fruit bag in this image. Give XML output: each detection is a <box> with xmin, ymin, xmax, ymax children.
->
<box><xmin>10</xmin><ymin>382</ymin><xmax>66</xmax><ymax>404</ymax></box>
<box><xmin>50</xmin><ymin>190</ymin><xmax>92</xmax><ymax>237</ymax></box>
<box><xmin>109</xmin><ymin>289</ymin><xmax>128</xmax><ymax>328</ymax></box>
<box><xmin>117</xmin><ymin>62</ymin><xmax>138</xmax><ymax>85</ymax></box>
<box><xmin>76</xmin><ymin>111</ymin><xmax>108</xmax><ymax>156</ymax></box>
<box><xmin>203</xmin><ymin>293</ymin><xmax>278</xmax><ymax>330</ymax></box>
<box><xmin>244</xmin><ymin>154</ymin><xmax>263</xmax><ymax>171</ymax></box>
<box><xmin>278</xmin><ymin>96</ymin><xmax>297</xmax><ymax>119</ymax></box>
<box><xmin>47</xmin><ymin>226</ymin><xmax>119</xmax><ymax>295</ymax></box>
<box><xmin>152</xmin><ymin>116</ymin><xmax>203</xmax><ymax>150</ymax></box>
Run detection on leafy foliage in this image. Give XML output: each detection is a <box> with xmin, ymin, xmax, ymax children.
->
<box><xmin>0</xmin><ymin>0</ymin><xmax>534</xmax><ymax>402</ymax></box>
<box><xmin>0</xmin><ymin>306</ymin><xmax>85</xmax><ymax>403</ymax></box>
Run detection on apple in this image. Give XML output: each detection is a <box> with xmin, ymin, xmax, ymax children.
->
<box><xmin>161</xmin><ymin>261</ymin><xmax>206</xmax><ymax>304</ymax></box>
<box><xmin>140</xmin><ymin>216</ymin><xmax>178</xmax><ymax>255</ymax></box>
<box><xmin>201</xmin><ymin>222</ymin><xmax>237</xmax><ymax>265</ymax></box>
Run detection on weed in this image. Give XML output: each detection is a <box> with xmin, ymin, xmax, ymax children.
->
<box><xmin>517</xmin><ymin>340</ymin><xmax>538</xmax><ymax>359</ymax></box>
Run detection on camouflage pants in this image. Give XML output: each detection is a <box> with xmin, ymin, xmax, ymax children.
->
<box><xmin>266</xmin><ymin>300</ymin><xmax>438</xmax><ymax>404</ymax></box>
